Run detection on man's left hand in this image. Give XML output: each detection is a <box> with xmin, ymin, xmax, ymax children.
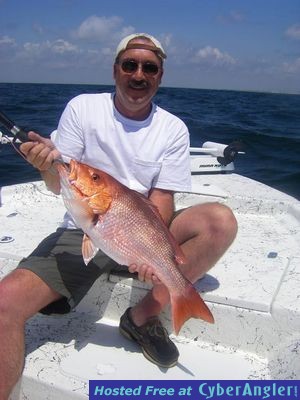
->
<box><xmin>128</xmin><ymin>264</ymin><xmax>161</xmax><ymax>285</ymax></box>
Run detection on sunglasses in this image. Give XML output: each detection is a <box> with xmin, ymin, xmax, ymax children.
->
<box><xmin>119</xmin><ymin>60</ymin><xmax>160</xmax><ymax>76</ymax></box>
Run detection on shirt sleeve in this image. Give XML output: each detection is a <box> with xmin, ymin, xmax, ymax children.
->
<box><xmin>153</xmin><ymin>120</ymin><xmax>192</xmax><ymax>192</ymax></box>
<box><xmin>51</xmin><ymin>96</ymin><xmax>85</xmax><ymax>163</ymax></box>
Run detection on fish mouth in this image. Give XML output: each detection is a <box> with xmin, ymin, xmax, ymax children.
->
<box><xmin>67</xmin><ymin>160</ymin><xmax>86</xmax><ymax>197</ymax></box>
<box><xmin>55</xmin><ymin>160</ymin><xmax>70</xmax><ymax>175</ymax></box>
<box><xmin>69</xmin><ymin>178</ymin><xmax>86</xmax><ymax>198</ymax></box>
<box><xmin>69</xmin><ymin>159</ymin><xmax>79</xmax><ymax>177</ymax></box>
<box><xmin>67</xmin><ymin>164</ymin><xmax>94</xmax><ymax>201</ymax></box>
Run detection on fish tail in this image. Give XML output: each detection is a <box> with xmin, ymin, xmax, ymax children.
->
<box><xmin>171</xmin><ymin>284</ymin><xmax>214</xmax><ymax>335</ymax></box>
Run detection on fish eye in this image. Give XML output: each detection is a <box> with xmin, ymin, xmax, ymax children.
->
<box><xmin>91</xmin><ymin>173</ymin><xmax>100</xmax><ymax>181</ymax></box>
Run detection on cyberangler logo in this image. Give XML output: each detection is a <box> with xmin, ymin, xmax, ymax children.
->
<box><xmin>198</xmin><ymin>382</ymin><xmax>298</xmax><ymax>400</ymax></box>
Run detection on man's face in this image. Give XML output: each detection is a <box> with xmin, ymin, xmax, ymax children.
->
<box><xmin>113</xmin><ymin>40</ymin><xmax>163</xmax><ymax>118</ymax></box>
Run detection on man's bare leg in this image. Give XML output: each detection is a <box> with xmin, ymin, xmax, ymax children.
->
<box><xmin>0</xmin><ymin>269</ymin><xmax>62</xmax><ymax>400</ymax></box>
<box><xmin>131</xmin><ymin>202</ymin><xmax>238</xmax><ymax>325</ymax></box>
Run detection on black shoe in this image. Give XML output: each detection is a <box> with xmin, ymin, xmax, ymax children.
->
<box><xmin>119</xmin><ymin>307</ymin><xmax>179</xmax><ymax>368</ymax></box>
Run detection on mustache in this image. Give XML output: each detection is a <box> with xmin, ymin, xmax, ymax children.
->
<box><xmin>128</xmin><ymin>80</ymin><xmax>148</xmax><ymax>89</ymax></box>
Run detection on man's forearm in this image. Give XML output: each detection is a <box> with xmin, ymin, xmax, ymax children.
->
<box><xmin>40</xmin><ymin>169</ymin><xmax>61</xmax><ymax>195</ymax></box>
<box><xmin>148</xmin><ymin>188</ymin><xmax>175</xmax><ymax>227</ymax></box>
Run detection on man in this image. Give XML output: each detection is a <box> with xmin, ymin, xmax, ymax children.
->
<box><xmin>0</xmin><ymin>33</ymin><xmax>237</xmax><ymax>399</ymax></box>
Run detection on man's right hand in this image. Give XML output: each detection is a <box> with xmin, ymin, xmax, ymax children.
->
<box><xmin>20</xmin><ymin>131</ymin><xmax>61</xmax><ymax>171</ymax></box>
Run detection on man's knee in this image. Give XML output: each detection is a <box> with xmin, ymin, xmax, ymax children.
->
<box><xmin>206</xmin><ymin>203</ymin><xmax>238</xmax><ymax>242</ymax></box>
<box><xmin>210</xmin><ymin>202</ymin><xmax>237</xmax><ymax>229</ymax></box>
<box><xmin>184</xmin><ymin>202</ymin><xmax>237</xmax><ymax>239</ymax></box>
<box><xmin>171</xmin><ymin>202</ymin><xmax>237</xmax><ymax>241</ymax></box>
<box><xmin>0</xmin><ymin>269</ymin><xmax>61</xmax><ymax>322</ymax></box>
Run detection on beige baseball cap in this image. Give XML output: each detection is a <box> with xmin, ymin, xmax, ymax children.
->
<box><xmin>115</xmin><ymin>33</ymin><xmax>167</xmax><ymax>61</ymax></box>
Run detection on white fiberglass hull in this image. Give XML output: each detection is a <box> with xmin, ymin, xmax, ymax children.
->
<box><xmin>0</xmin><ymin>172</ymin><xmax>300</xmax><ymax>399</ymax></box>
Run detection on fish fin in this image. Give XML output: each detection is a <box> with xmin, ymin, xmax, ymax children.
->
<box><xmin>82</xmin><ymin>234</ymin><xmax>99</xmax><ymax>265</ymax></box>
<box><xmin>64</xmin><ymin>198</ymin><xmax>93</xmax><ymax>217</ymax></box>
<box><xmin>164</xmin><ymin>228</ymin><xmax>187</xmax><ymax>264</ymax></box>
<box><xmin>168</xmin><ymin>235</ymin><xmax>187</xmax><ymax>264</ymax></box>
<box><xmin>171</xmin><ymin>284</ymin><xmax>214</xmax><ymax>335</ymax></box>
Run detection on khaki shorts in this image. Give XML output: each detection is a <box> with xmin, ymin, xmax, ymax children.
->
<box><xmin>17</xmin><ymin>228</ymin><xmax>119</xmax><ymax>315</ymax></box>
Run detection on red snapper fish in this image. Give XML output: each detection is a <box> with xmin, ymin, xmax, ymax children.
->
<box><xmin>57</xmin><ymin>160</ymin><xmax>214</xmax><ymax>334</ymax></box>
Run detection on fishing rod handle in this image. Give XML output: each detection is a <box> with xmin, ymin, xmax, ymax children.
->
<box><xmin>0</xmin><ymin>110</ymin><xmax>30</xmax><ymax>142</ymax></box>
<box><xmin>11</xmin><ymin>126</ymin><xmax>30</xmax><ymax>143</ymax></box>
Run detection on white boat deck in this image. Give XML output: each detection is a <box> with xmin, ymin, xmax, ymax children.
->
<box><xmin>1</xmin><ymin>173</ymin><xmax>300</xmax><ymax>399</ymax></box>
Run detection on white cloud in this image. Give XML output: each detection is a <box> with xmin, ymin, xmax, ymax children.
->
<box><xmin>282</xmin><ymin>57</ymin><xmax>300</xmax><ymax>73</ymax></box>
<box><xmin>192</xmin><ymin>46</ymin><xmax>236</xmax><ymax>67</ymax></box>
<box><xmin>75</xmin><ymin>15</ymin><xmax>128</xmax><ymax>41</ymax></box>
<box><xmin>50</xmin><ymin>39</ymin><xmax>78</xmax><ymax>54</ymax></box>
<box><xmin>23</xmin><ymin>42</ymin><xmax>41</xmax><ymax>54</ymax></box>
<box><xmin>160</xmin><ymin>33</ymin><xmax>172</xmax><ymax>48</ymax></box>
<box><xmin>32</xmin><ymin>23</ymin><xmax>44</xmax><ymax>35</ymax></box>
<box><xmin>118</xmin><ymin>25</ymin><xmax>136</xmax><ymax>40</ymax></box>
<box><xmin>0</xmin><ymin>35</ymin><xmax>16</xmax><ymax>47</ymax></box>
<box><xmin>217</xmin><ymin>10</ymin><xmax>245</xmax><ymax>24</ymax></box>
<box><xmin>17</xmin><ymin>39</ymin><xmax>81</xmax><ymax>70</ymax></box>
<box><xmin>285</xmin><ymin>24</ymin><xmax>300</xmax><ymax>40</ymax></box>
<box><xmin>0</xmin><ymin>35</ymin><xmax>17</xmax><ymax>62</ymax></box>
<box><xmin>23</xmin><ymin>39</ymin><xmax>79</xmax><ymax>56</ymax></box>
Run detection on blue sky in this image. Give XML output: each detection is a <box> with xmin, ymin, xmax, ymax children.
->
<box><xmin>0</xmin><ymin>0</ymin><xmax>299</xmax><ymax>93</ymax></box>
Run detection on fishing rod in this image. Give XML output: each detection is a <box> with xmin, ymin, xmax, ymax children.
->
<box><xmin>0</xmin><ymin>110</ymin><xmax>30</xmax><ymax>143</ymax></box>
<box><xmin>0</xmin><ymin>109</ymin><xmax>67</xmax><ymax>171</ymax></box>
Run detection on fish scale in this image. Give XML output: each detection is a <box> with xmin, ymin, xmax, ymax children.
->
<box><xmin>94</xmin><ymin>192</ymin><xmax>178</xmax><ymax>280</ymax></box>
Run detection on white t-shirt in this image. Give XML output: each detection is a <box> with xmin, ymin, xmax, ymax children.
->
<box><xmin>52</xmin><ymin>92</ymin><xmax>191</xmax><ymax>227</ymax></box>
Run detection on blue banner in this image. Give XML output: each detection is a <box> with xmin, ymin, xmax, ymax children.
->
<box><xmin>89</xmin><ymin>380</ymin><xmax>299</xmax><ymax>400</ymax></box>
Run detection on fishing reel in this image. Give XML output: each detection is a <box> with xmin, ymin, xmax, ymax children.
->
<box><xmin>202</xmin><ymin>140</ymin><xmax>245</xmax><ymax>166</ymax></box>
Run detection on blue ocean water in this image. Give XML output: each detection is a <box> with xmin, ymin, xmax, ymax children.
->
<box><xmin>0</xmin><ymin>83</ymin><xmax>299</xmax><ymax>199</ymax></box>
